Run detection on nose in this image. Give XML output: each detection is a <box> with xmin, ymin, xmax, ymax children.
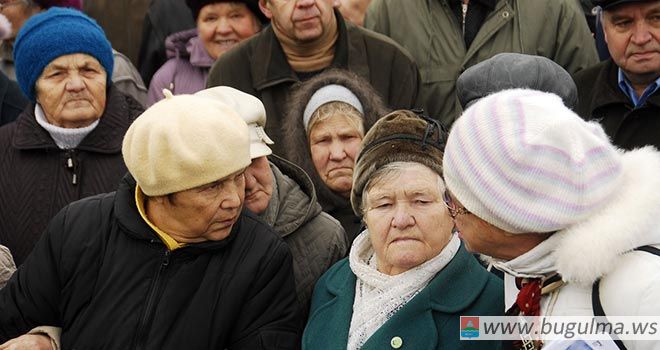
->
<box><xmin>630</xmin><ymin>21</ymin><xmax>652</xmax><ymax>45</ymax></box>
<box><xmin>65</xmin><ymin>73</ymin><xmax>85</xmax><ymax>92</ymax></box>
<box><xmin>215</xmin><ymin>17</ymin><xmax>233</xmax><ymax>35</ymax></box>
<box><xmin>220</xmin><ymin>177</ymin><xmax>244</xmax><ymax>210</ymax></box>
<box><xmin>244</xmin><ymin>167</ymin><xmax>257</xmax><ymax>193</ymax></box>
<box><xmin>391</xmin><ymin>203</ymin><xmax>415</xmax><ymax>229</ymax></box>
<box><xmin>296</xmin><ymin>0</ymin><xmax>316</xmax><ymax>8</ymax></box>
<box><xmin>328</xmin><ymin>140</ymin><xmax>347</xmax><ymax>161</ymax></box>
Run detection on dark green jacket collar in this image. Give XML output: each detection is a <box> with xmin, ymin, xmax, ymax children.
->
<box><xmin>307</xmin><ymin>244</ymin><xmax>494</xmax><ymax>348</ymax></box>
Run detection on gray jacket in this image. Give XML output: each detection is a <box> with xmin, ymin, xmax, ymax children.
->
<box><xmin>0</xmin><ymin>245</ymin><xmax>16</xmax><ymax>289</ymax></box>
<box><xmin>262</xmin><ymin>155</ymin><xmax>348</xmax><ymax>311</ymax></box>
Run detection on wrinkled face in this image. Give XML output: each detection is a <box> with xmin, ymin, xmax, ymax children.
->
<box><xmin>0</xmin><ymin>0</ymin><xmax>39</xmax><ymax>40</ymax></box>
<box><xmin>259</xmin><ymin>0</ymin><xmax>338</xmax><ymax>43</ymax></box>
<box><xmin>152</xmin><ymin>170</ymin><xmax>246</xmax><ymax>242</ymax></box>
<box><xmin>602</xmin><ymin>1</ymin><xmax>660</xmax><ymax>82</ymax></box>
<box><xmin>197</xmin><ymin>2</ymin><xmax>261</xmax><ymax>60</ymax></box>
<box><xmin>35</xmin><ymin>53</ymin><xmax>107</xmax><ymax>128</ymax></box>
<box><xmin>244</xmin><ymin>156</ymin><xmax>274</xmax><ymax>214</ymax></box>
<box><xmin>448</xmin><ymin>190</ymin><xmax>549</xmax><ymax>260</ymax></box>
<box><xmin>309</xmin><ymin>113</ymin><xmax>362</xmax><ymax>197</ymax></box>
<box><xmin>364</xmin><ymin>164</ymin><xmax>453</xmax><ymax>275</ymax></box>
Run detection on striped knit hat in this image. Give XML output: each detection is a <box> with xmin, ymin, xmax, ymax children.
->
<box><xmin>443</xmin><ymin>89</ymin><xmax>624</xmax><ymax>234</ymax></box>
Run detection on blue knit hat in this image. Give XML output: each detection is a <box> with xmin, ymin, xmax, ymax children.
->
<box><xmin>14</xmin><ymin>8</ymin><xmax>114</xmax><ymax>102</ymax></box>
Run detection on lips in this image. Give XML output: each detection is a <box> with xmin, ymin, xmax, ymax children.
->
<box><xmin>629</xmin><ymin>51</ymin><xmax>658</xmax><ymax>60</ymax></box>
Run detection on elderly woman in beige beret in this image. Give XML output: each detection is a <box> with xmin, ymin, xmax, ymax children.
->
<box><xmin>302</xmin><ymin>110</ymin><xmax>503</xmax><ymax>350</ymax></box>
<box><xmin>0</xmin><ymin>89</ymin><xmax>301</xmax><ymax>349</ymax></box>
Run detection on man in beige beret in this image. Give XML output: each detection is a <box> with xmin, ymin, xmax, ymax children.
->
<box><xmin>0</xmin><ymin>90</ymin><xmax>302</xmax><ymax>349</ymax></box>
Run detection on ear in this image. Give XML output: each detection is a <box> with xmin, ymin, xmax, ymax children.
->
<box><xmin>258</xmin><ymin>0</ymin><xmax>273</xmax><ymax>19</ymax></box>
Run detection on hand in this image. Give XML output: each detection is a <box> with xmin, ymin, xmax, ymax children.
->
<box><xmin>0</xmin><ymin>334</ymin><xmax>53</xmax><ymax>350</ymax></box>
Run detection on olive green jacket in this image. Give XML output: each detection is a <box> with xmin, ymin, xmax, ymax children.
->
<box><xmin>365</xmin><ymin>0</ymin><xmax>598</xmax><ymax>126</ymax></box>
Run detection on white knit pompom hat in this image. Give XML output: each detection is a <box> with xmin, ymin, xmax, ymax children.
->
<box><xmin>443</xmin><ymin>89</ymin><xmax>624</xmax><ymax>234</ymax></box>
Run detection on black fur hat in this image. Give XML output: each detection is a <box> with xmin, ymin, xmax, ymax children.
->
<box><xmin>185</xmin><ymin>0</ymin><xmax>268</xmax><ymax>24</ymax></box>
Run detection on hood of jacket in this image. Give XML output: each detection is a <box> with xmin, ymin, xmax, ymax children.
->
<box><xmin>282</xmin><ymin>69</ymin><xmax>388</xmax><ymax>214</ymax></box>
<box><xmin>554</xmin><ymin>147</ymin><xmax>660</xmax><ymax>285</ymax></box>
<box><xmin>260</xmin><ymin>154</ymin><xmax>322</xmax><ymax>238</ymax></box>
<box><xmin>164</xmin><ymin>28</ymin><xmax>214</xmax><ymax>68</ymax></box>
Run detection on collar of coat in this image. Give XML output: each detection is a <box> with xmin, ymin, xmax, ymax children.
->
<box><xmin>11</xmin><ymin>85</ymin><xmax>139</xmax><ymax>153</ymax></box>
<box><xmin>306</xmin><ymin>244</ymin><xmax>500</xmax><ymax>349</ymax></box>
<box><xmin>554</xmin><ymin>147</ymin><xmax>660</xmax><ymax>285</ymax></box>
<box><xmin>263</xmin><ymin>154</ymin><xmax>323</xmax><ymax>238</ymax></box>
<box><xmin>112</xmin><ymin>173</ymin><xmax>242</xmax><ymax>254</ymax></box>
<box><xmin>247</xmin><ymin>10</ymin><xmax>370</xmax><ymax>91</ymax></box>
<box><xmin>587</xmin><ymin>59</ymin><xmax>660</xmax><ymax>111</ymax></box>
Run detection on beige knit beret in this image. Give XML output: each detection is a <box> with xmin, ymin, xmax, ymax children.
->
<box><xmin>122</xmin><ymin>90</ymin><xmax>250</xmax><ymax>196</ymax></box>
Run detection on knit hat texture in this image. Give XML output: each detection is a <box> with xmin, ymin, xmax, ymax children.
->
<box><xmin>122</xmin><ymin>90</ymin><xmax>250</xmax><ymax>196</ymax></box>
<box><xmin>33</xmin><ymin>0</ymin><xmax>82</xmax><ymax>9</ymax></box>
<box><xmin>14</xmin><ymin>8</ymin><xmax>113</xmax><ymax>102</ymax></box>
<box><xmin>195</xmin><ymin>86</ymin><xmax>273</xmax><ymax>159</ymax></box>
<box><xmin>351</xmin><ymin>110</ymin><xmax>446</xmax><ymax>216</ymax></box>
<box><xmin>185</xmin><ymin>0</ymin><xmax>268</xmax><ymax>24</ymax></box>
<box><xmin>457</xmin><ymin>53</ymin><xmax>578</xmax><ymax>110</ymax></box>
<box><xmin>303</xmin><ymin>84</ymin><xmax>364</xmax><ymax>131</ymax></box>
<box><xmin>443</xmin><ymin>89</ymin><xmax>624</xmax><ymax>234</ymax></box>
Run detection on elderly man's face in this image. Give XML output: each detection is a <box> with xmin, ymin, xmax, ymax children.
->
<box><xmin>602</xmin><ymin>1</ymin><xmax>660</xmax><ymax>83</ymax></box>
<box><xmin>260</xmin><ymin>0</ymin><xmax>339</xmax><ymax>43</ymax></box>
<box><xmin>244</xmin><ymin>156</ymin><xmax>274</xmax><ymax>214</ymax></box>
<box><xmin>35</xmin><ymin>53</ymin><xmax>107</xmax><ymax>128</ymax></box>
<box><xmin>364</xmin><ymin>164</ymin><xmax>453</xmax><ymax>275</ymax></box>
<box><xmin>150</xmin><ymin>169</ymin><xmax>246</xmax><ymax>243</ymax></box>
<box><xmin>197</xmin><ymin>2</ymin><xmax>261</xmax><ymax>60</ymax></box>
<box><xmin>309</xmin><ymin>113</ymin><xmax>362</xmax><ymax>197</ymax></box>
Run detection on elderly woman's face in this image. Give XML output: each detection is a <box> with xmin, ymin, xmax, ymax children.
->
<box><xmin>149</xmin><ymin>169</ymin><xmax>246</xmax><ymax>243</ymax></box>
<box><xmin>364</xmin><ymin>164</ymin><xmax>453</xmax><ymax>275</ymax></box>
<box><xmin>35</xmin><ymin>53</ymin><xmax>107</xmax><ymax>128</ymax></box>
<box><xmin>197</xmin><ymin>2</ymin><xmax>261</xmax><ymax>60</ymax></box>
<box><xmin>244</xmin><ymin>156</ymin><xmax>274</xmax><ymax>214</ymax></box>
<box><xmin>309</xmin><ymin>114</ymin><xmax>362</xmax><ymax>197</ymax></box>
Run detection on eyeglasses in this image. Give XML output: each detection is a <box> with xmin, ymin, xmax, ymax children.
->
<box><xmin>443</xmin><ymin>190</ymin><xmax>471</xmax><ymax>219</ymax></box>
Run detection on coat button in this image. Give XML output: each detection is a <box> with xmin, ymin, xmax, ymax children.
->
<box><xmin>390</xmin><ymin>336</ymin><xmax>403</xmax><ymax>349</ymax></box>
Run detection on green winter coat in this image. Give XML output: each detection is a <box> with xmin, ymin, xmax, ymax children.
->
<box><xmin>365</xmin><ymin>0</ymin><xmax>599</xmax><ymax>127</ymax></box>
<box><xmin>302</xmin><ymin>244</ymin><xmax>503</xmax><ymax>350</ymax></box>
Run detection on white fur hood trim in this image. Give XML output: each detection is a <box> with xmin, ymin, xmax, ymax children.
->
<box><xmin>555</xmin><ymin>147</ymin><xmax>660</xmax><ymax>286</ymax></box>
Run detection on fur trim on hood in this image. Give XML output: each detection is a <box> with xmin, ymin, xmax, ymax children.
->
<box><xmin>554</xmin><ymin>147</ymin><xmax>660</xmax><ymax>285</ymax></box>
<box><xmin>282</xmin><ymin>68</ymin><xmax>389</xmax><ymax>211</ymax></box>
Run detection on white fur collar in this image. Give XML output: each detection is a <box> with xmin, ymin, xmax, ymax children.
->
<box><xmin>554</xmin><ymin>147</ymin><xmax>660</xmax><ymax>286</ymax></box>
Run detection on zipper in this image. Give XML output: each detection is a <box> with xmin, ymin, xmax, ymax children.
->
<box><xmin>134</xmin><ymin>249</ymin><xmax>171</xmax><ymax>350</ymax></box>
<box><xmin>65</xmin><ymin>150</ymin><xmax>78</xmax><ymax>185</ymax></box>
<box><xmin>461</xmin><ymin>0</ymin><xmax>469</xmax><ymax>35</ymax></box>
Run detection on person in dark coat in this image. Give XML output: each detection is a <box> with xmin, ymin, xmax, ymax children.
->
<box><xmin>206</xmin><ymin>0</ymin><xmax>421</xmax><ymax>154</ymax></box>
<box><xmin>137</xmin><ymin>0</ymin><xmax>195</xmax><ymax>86</ymax></box>
<box><xmin>283</xmin><ymin>68</ymin><xmax>388</xmax><ymax>243</ymax></box>
<box><xmin>303</xmin><ymin>110</ymin><xmax>503</xmax><ymax>349</ymax></box>
<box><xmin>573</xmin><ymin>0</ymin><xmax>660</xmax><ymax>150</ymax></box>
<box><xmin>0</xmin><ymin>70</ymin><xmax>28</xmax><ymax>126</ymax></box>
<box><xmin>0</xmin><ymin>8</ymin><xmax>144</xmax><ymax>265</ymax></box>
<box><xmin>0</xmin><ymin>88</ymin><xmax>301</xmax><ymax>349</ymax></box>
